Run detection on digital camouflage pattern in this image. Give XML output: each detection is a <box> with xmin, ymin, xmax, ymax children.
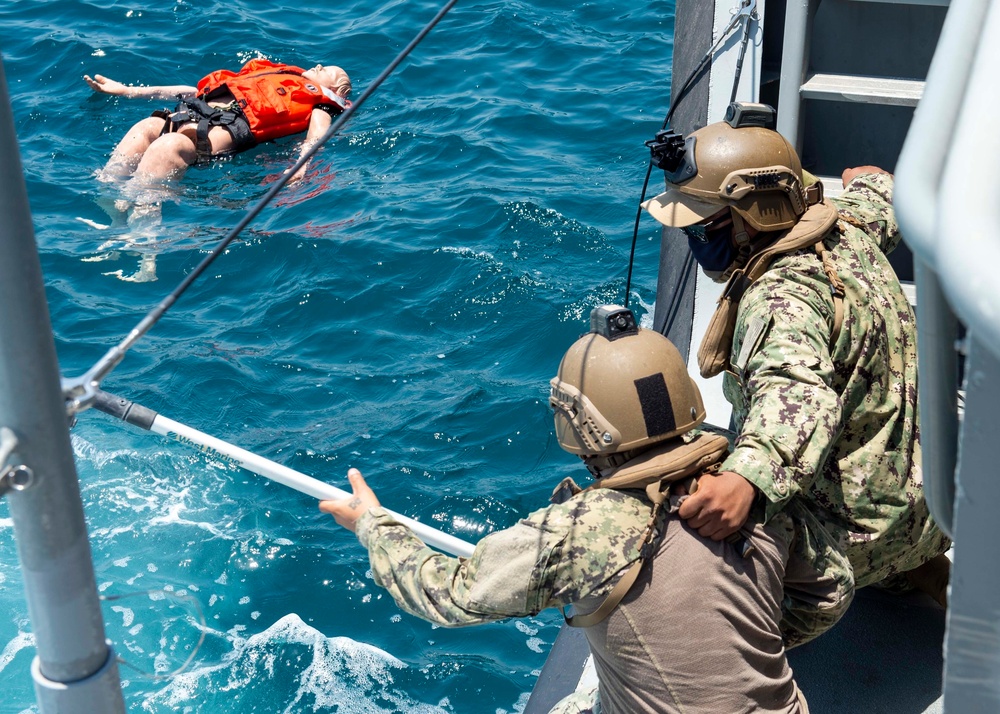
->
<box><xmin>356</xmin><ymin>488</ymin><xmax>808</xmax><ymax>713</ymax></box>
<box><xmin>355</xmin><ymin>489</ymin><xmax>649</xmax><ymax>626</ymax></box>
<box><xmin>721</xmin><ymin>173</ymin><xmax>950</xmax><ymax>634</ymax></box>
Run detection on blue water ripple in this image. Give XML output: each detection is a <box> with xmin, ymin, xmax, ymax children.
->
<box><xmin>0</xmin><ymin>0</ymin><xmax>675</xmax><ymax>710</ymax></box>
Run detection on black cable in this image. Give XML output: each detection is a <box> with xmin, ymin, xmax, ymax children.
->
<box><xmin>623</xmin><ymin>42</ymin><xmax>715</xmax><ymax>308</ymax></box>
<box><xmin>730</xmin><ymin>8</ymin><xmax>755</xmax><ymax>103</ymax></box>
<box><xmin>623</xmin><ymin>4</ymin><xmax>755</xmax><ymax>308</ymax></box>
<box><xmin>80</xmin><ymin>0</ymin><xmax>460</xmax><ymax>389</ymax></box>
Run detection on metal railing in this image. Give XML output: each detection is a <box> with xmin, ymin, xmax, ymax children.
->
<box><xmin>894</xmin><ymin>0</ymin><xmax>1000</xmax><ymax>710</ymax></box>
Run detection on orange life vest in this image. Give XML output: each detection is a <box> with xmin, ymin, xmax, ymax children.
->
<box><xmin>196</xmin><ymin>59</ymin><xmax>347</xmax><ymax>142</ymax></box>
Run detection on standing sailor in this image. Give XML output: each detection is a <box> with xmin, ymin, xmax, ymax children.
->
<box><xmin>322</xmin><ymin>306</ymin><xmax>810</xmax><ymax>713</ymax></box>
<box><xmin>642</xmin><ymin>104</ymin><xmax>951</xmax><ymax>646</ymax></box>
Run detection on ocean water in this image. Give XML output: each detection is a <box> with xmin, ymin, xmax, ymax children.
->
<box><xmin>0</xmin><ymin>1</ymin><xmax>674</xmax><ymax>711</ymax></box>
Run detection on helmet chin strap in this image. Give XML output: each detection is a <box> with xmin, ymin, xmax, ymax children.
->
<box><xmin>705</xmin><ymin>209</ymin><xmax>754</xmax><ymax>283</ymax></box>
<box><xmin>731</xmin><ymin>210</ymin><xmax>751</xmax><ymax>247</ymax></box>
<box><xmin>583</xmin><ymin>448</ymin><xmax>641</xmax><ymax>478</ymax></box>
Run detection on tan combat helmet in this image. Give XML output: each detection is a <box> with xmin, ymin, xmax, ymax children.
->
<box><xmin>642</xmin><ymin>104</ymin><xmax>807</xmax><ymax>232</ymax></box>
<box><xmin>550</xmin><ymin>305</ymin><xmax>705</xmax><ymax>456</ymax></box>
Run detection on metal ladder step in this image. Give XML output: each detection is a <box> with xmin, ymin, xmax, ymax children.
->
<box><xmin>816</xmin><ymin>174</ymin><xmax>844</xmax><ymax>199</ymax></box>
<box><xmin>800</xmin><ymin>72</ymin><xmax>924</xmax><ymax>106</ymax></box>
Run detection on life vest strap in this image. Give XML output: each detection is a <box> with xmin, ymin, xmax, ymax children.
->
<box><xmin>156</xmin><ymin>98</ymin><xmax>254</xmax><ymax>162</ymax></box>
<box><xmin>562</xmin><ymin>434</ymin><xmax>731</xmax><ymax>628</ymax></box>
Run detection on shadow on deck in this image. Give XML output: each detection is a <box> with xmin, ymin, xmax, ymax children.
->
<box><xmin>790</xmin><ymin>586</ymin><xmax>945</xmax><ymax>714</ymax></box>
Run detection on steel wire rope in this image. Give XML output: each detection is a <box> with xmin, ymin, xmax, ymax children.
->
<box><xmin>100</xmin><ymin>588</ymin><xmax>208</xmax><ymax>681</ymax></box>
<box><xmin>64</xmin><ymin>0</ymin><xmax>460</xmax><ymax>414</ymax></box>
<box><xmin>623</xmin><ymin>0</ymin><xmax>757</xmax><ymax>309</ymax></box>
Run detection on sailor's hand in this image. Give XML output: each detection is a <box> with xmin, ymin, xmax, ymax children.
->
<box><xmin>842</xmin><ymin>165</ymin><xmax>891</xmax><ymax>187</ymax></box>
<box><xmin>319</xmin><ymin>468</ymin><xmax>381</xmax><ymax>533</ymax></box>
<box><xmin>85</xmin><ymin>74</ymin><xmax>128</xmax><ymax>96</ymax></box>
<box><xmin>677</xmin><ymin>470</ymin><xmax>756</xmax><ymax>541</ymax></box>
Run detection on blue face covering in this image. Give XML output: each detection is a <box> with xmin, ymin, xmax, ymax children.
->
<box><xmin>685</xmin><ymin>230</ymin><xmax>735</xmax><ymax>273</ymax></box>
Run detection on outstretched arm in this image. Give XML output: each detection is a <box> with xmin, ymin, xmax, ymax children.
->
<box><xmin>320</xmin><ymin>469</ymin><xmax>650</xmax><ymax>627</ymax></box>
<box><xmin>286</xmin><ymin>107</ymin><xmax>334</xmax><ymax>182</ymax></box>
<box><xmin>84</xmin><ymin>74</ymin><xmax>197</xmax><ymax>100</ymax></box>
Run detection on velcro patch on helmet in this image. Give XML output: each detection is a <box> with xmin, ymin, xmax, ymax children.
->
<box><xmin>633</xmin><ymin>374</ymin><xmax>676</xmax><ymax>438</ymax></box>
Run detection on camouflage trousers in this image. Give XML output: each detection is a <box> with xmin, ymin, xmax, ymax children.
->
<box><xmin>771</xmin><ymin>501</ymin><xmax>856</xmax><ymax>648</ymax></box>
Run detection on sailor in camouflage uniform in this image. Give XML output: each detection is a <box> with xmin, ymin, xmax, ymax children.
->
<box><xmin>322</xmin><ymin>307</ymin><xmax>810</xmax><ymax>713</ymax></box>
<box><xmin>643</xmin><ymin>104</ymin><xmax>951</xmax><ymax>645</ymax></box>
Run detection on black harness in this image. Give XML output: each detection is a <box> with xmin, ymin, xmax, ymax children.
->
<box><xmin>153</xmin><ymin>97</ymin><xmax>255</xmax><ymax>163</ymax></box>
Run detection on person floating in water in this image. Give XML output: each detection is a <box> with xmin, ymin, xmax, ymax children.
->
<box><xmin>84</xmin><ymin>58</ymin><xmax>351</xmax><ymax>282</ymax></box>
<box><xmin>86</xmin><ymin>58</ymin><xmax>351</xmax><ymax>184</ymax></box>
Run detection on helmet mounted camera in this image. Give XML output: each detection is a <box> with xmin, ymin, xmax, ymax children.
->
<box><xmin>646</xmin><ymin>131</ymin><xmax>698</xmax><ymax>184</ymax></box>
<box><xmin>724</xmin><ymin>101</ymin><xmax>776</xmax><ymax>130</ymax></box>
<box><xmin>590</xmin><ymin>304</ymin><xmax>639</xmax><ymax>341</ymax></box>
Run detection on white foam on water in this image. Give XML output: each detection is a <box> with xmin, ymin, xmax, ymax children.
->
<box><xmin>72</xmin><ymin>435</ymin><xmax>144</xmax><ymax>469</ymax></box>
<box><xmin>72</xmin><ymin>434</ymin><xmax>243</xmax><ymax>549</ymax></box>
<box><xmin>75</xmin><ymin>216</ymin><xmax>111</xmax><ymax>230</ymax></box>
<box><xmin>514</xmin><ymin>621</ymin><xmax>538</xmax><ymax>637</ymax></box>
<box><xmin>508</xmin><ymin>692</ymin><xmax>532</xmax><ymax>713</ymax></box>
<box><xmin>0</xmin><ymin>631</ymin><xmax>35</xmax><ymax>675</ymax></box>
<box><xmin>112</xmin><ymin>605</ymin><xmax>136</xmax><ymax>627</ymax></box>
<box><xmin>145</xmin><ymin>490</ymin><xmax>235</xmax><ymax>541</ymax></box>
<box><xmin>439</xmin><ymin>245</ymin><xmax>500</xmax><ymax>265</ymax></box>
<box><xmin>635</xmin><ymin>294</ymin><xmax>656</xmax><ymax>328</ymax></box>
<box><xmin>141</xmin><ymin>613</ymin><xmax>447</xmax><ymax>713</ymax></box>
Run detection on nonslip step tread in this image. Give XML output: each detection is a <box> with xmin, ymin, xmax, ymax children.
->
<box><xmin>801</xmin><ymin>72</ymin><xmax>925</xmax><ymax>106</ymax></box>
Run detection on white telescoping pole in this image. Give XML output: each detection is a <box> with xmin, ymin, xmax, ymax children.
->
<box><xmin>93</xmin><ymin>391</ymin><xmax>476</xmax><ymax>559</ymax></box>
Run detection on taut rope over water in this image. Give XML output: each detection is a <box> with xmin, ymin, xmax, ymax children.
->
<box><xmin>63</xmin><ymin>0</ymin><xmax>460</xmax><ymax>415</ymax></box>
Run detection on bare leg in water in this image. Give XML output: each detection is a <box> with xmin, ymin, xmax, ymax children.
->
<box><xmin>98</xmin><ymin>120</ymin><xmax>236</xmax><ymax>282</ymax></box>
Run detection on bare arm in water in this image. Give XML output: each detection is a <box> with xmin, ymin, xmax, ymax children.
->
<box><xmin>84</xmin><ymin>74</ymin><xmax>197</xmax><ymax>100</ymax></box>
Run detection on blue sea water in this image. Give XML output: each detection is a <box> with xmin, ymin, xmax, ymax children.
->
<box><xmin>0</xmin><ymin>1</ymin><xmax>674</xmax><ymax>711</ymax></box>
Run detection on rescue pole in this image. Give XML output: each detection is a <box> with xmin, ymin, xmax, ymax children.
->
<box><xmin>0</xmin><ymin>58</ymin><xmax>125</xmax><ymax>712</ymax></box>
<box><xmin>92</xmin><ymin>390</ymin><xmax>477</xmax><ymax>558</ymax></box>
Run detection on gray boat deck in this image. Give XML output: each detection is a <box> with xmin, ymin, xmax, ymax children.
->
<box><xmin>790</xmin><ymin>587</ymin><xmax>944</xmax><ymax>713</ymax></box>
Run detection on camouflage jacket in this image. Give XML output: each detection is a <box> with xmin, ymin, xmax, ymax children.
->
<box><xmin>721</xmin><ymin>172</ymin><xmax>949</xmax><ymax>587</ymax></box>
<box><xmin>354</xmin><ymin>490</ymin><xmax>647</xmax><ymax>625</ymax></box>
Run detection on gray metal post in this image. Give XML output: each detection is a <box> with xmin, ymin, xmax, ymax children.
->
<box><xmin>0</xmin><ymin>58</ymin><xmax>125</xmax><ymax>712</ymax></box>
<box><xmin>912</xmin><ymin>260</ymin><xmax>959</xmax><ymax>539</ymax></box>
<box><xmin>775</xmin><ymin>0</ymin><xmax>813</xmax><ymax>149</ymax></box>
<box><xmin>943</xmin><ymin>334</ymin><xmax>1000</xmax><ymax>711</ymax></box>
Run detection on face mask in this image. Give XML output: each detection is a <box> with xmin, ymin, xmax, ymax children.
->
<box><xmin>684</xmin><ymin>214</ymin><xmax>736</xmax><ymax>274</ymax></box>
